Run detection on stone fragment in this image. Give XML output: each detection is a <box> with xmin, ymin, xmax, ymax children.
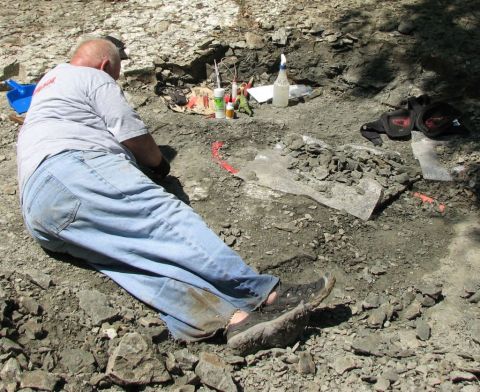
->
<box><xmin>106</xmin><ymin>332</ymin><xmax>170</xmax><ymax>385</ymax></box>
<box><xmin>173</xmin><ymin>349</ymin><xmax>199</xmax><ymax>371</ymax></box>
<box><xmin>370</xmin><ymin>264</ymin><xmax>387</xmax><ymax>276</ymax></box>
<box><xmin>60</xmin><ymin>348</ymin><xmax>96</xmax><ymax>374</ymax></box>
<box><xmin>312</xmin><ymin>166</ymin><xmax>329</xmax><ymax>180</ymax></box>
<box><xmin>297</xmin><ymin>351</ymin><xmax>315</xmax><ymax>374</ymax></box>
<box><xmin>174</xmin><ymin>370</ymin><xmax>200</xmax><ymax>387</ymax></box>
<box><xmin>332</xmin><ymin>355</ymin><xmax>358</xmax><ymax>375</ymax></box>
<box><xmin>20</xmin><ymin>296</ymin><xmax>42</xmax><ymax>315</ymax></box>
<box><xmin>374</xmin><ymin>376</ymin><xmax>390</xmax><ymax>391</ymax></box>
<box><xmin>394</xmin><ymin>173</ymin><xmax>410</xmax><ymax>185</ymax></box>
<box><xmin>362</xmin><ymin>293</ymin><xmax>381</xmax><ymax>309</ymax></box>
<box><xmin>194</xmin><ymin>352</ymin><xmax>237</xmax><ymax>392</ymax></box>
<box><xmin>468</xmin><ymin>290</ymin><xmax>480</xmax><ymax>304</ymax></box>
<box><xmin>416</xmin><ymin>319</ymin><xmax>431</xmax><ymax>341</ymax></box>
<box><xmin>77</xmin><ymin>290</ymin><xmax>118</xmax><ymax>326</ymax></box>
<box><xmin>0</xmin><ymin>61</ymin><xmax>21</xmax><ymax>80</ymax></box>
<box><xmin>20</xmin><ymin>319</ymin><xmax>45</xmax><ymax>340</ymax></box>
<box><xmin>462</xmin><ymin>281</ymin><xmax>480</xmax><ymax>298</ymax></box>
<box><xmin>417</xmin><ymin>283</ymin><xmax>443</xmax><ymax>300</ymax></box>
<box><xmin>450</xmin><ymin>370</ymin><xmax>477</xmax><ymax>382</ymax></box>
<box><xmin>223</xmin><ymin>355</ymin><xmax>245</xmax><ymax>366</ymax></box>
<box><xmin>165</xmin><ymin>353</ymin><xmax>179</xmax><ymax>374</ymax></box>
<box><xmin>272</xmin><ymin>27</ymin><xmax>289</xmax><ymax>45</ymax></box>
<box><xmin>398</xmin><ymin>20</ymin><xmax>415</xmax><ymax>35</ymax></box>
<box><xmin>0</xmin><ymin>357</ymin><xmax>21</xmax><ymax>380</ymax></box>
<box><xmin>420</xmin><ymin>295</ymin><xmax>436</xmax><ymax>307</ymax></box>
<box><xmin>20</xmin><ymin>370</ymin><xmax>60</xmax><ymax>391</ymax></box>
<box><xmin>244</xmin><ymin>32</ymin><xmax>264</xmax><ymax>49</ymax></box>
<box><xmin>403</xmin><ymin>301</ymin><xmax>422</xmax><ymax>320</ymax></box>
<box><xmin>25</xmin><ymin>270</ymin><xmax>52</xmax><ymax>289</ymax></box>
<box><xmin>0</xmin><ymin>299</ymin><xmax>8</xmax><ymax>324</ymax></box>
<box><xmin>0</xmin><ymin>338</ymin><xmax>23</xmax><ymax>354</ymax></box>
<box><xmin>352</xmin><ymin>335</ymin><xmax>383</xmax><ymax>356</ymax></box>
<box><xmin>368</xmin><ymin>307</ymin><xmax>387</xmax><ymax>328</ymax></box>
<box><xmin>471</xmin><ymin>324</ymin><xmax>480</xmax><ymax>345</ymax></box>
<box><xmin>138</xmin><ymin>316</ymin><xmax>163</xmax><ymax>328</ymax></box>
<box><xmin>401</xmin><ymin>290</ymin><xmax>416</xmax><ymax>307</ymax></box>
<box><xmin>382</xmin><ymin>369</ymin><xmax>399</xmax><ymax>383</ymax></box>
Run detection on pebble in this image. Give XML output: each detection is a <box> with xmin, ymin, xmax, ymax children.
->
<box><xmin>397</xmin><ymin>20</ymin><xmax>415</xmax><ymax>35</ymax></box>
<box><xmin>332</xmin><ymin>356</ymin><xmax>358</xmax><ymax>375</ymax></box>
<box><xmin>403</xmin><ymin>301</ymin><xmax>422</xmax><ymax>320</ymax></box>
<box><xmin>416</xmin><ymin>320</ymin><xmax>431</xmax><ymax>341</ymax></box>
<box><xmin>450</xmin><ymin>370</ymin><xmax>477</xmax><ymax>382</ymax></box>
<box><xmin>297</xmin><ymin>352</ymin><xmax>316</xmax><ymax>375</ymax></box>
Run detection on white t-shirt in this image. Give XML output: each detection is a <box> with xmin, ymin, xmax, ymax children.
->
<box><xmin>17</xmin><ymin>63</ymin><xmax>148</xmax><ymax>197</ymax></box>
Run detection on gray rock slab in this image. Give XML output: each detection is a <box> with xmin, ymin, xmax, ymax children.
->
<box><xmin>20</xmin><ymin>370</ymin><xmax>60</xmax><ymax>391</ymax></box>
<box><xmin>195</xmin><ymin>352</ymin><xmax>237</xmax><ymax>392</ymax></box>
<box><xmin>352</xmin><ymin>335</ymin><xmax>383</xmax><ymax>356</ymax></box>
<box><xmin>60</xmin><ymin>348</ymin><xmax>96</xmax><ymax>374</ymax></box>
<box><xmin>0</xmin><ymin>357</ymin><xmax>21</xmax><ymax>381</ymax></box>
<box><xmin>24</xmin><ymin>270</ymin><xmax>52</xmax><ymax>289</ymax></box>
<box><xmin>106</xmin><ymin>332</ymin><xmax>171</xmax><ymax>386</ymax></box>
<box><xmin>332</xmin><ymin>355</ymin><xmax>359</xmax><ymax>375</ymax></box>
<box><xmin>77</xmin><ymin>289</ymin><xmax>118</xmax><ymax>326</ymax></box>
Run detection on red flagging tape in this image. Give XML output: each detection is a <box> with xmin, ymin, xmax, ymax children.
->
<box><xmin>211</xmin><ymin>141</ymin><xmax>239</xmax><ymax>174</ymax></box>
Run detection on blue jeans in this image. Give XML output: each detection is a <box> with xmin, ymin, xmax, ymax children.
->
<box><xmin>21</xmin><ymin>150</ymin><xmax>278</xmax><ymax>341</ymax></box>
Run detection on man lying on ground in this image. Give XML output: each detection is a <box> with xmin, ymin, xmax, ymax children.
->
<box><xmin>16</xmin><ymin>38</ymin><xmax>335</xmax><ymax>353</ymax></box>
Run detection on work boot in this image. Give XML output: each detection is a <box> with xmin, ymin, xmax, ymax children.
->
<box><xmin>265</xmin><ymin>272</ymin><xmax>336</xmax><ymax>312</ymax></box>
<box><xmin>226</xmin><ymin>302</ymin><xmax>311</xmax><ymax>355</ymax></box>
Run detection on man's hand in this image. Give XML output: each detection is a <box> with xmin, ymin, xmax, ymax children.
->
<box><xmin>122</xmin><ymin>134</ymin><xmax>170</xmax><ymax>179</ymax></box>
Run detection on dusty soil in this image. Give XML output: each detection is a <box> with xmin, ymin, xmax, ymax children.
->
<box><xmin>0</xmin><ymin>0</ymin><xmax>479</xmax><ymax>391</ymax></box>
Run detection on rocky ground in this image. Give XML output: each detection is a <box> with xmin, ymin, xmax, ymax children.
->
<box><xmin>1</xmin><ymin>0</ymin><xmax>480</xmax><ymax>391</ymax></box>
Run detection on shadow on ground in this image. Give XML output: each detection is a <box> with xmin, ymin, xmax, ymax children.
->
<box><xmin>335</xmin><ymin>0</ymin><xmax>480</xmax><ymax>99</ymax></box>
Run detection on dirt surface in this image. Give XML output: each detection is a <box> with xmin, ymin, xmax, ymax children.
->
<box><xmin>0</xmin><ymin>0</ymin><xmax>480</xmax><ymax>391</ymax></box>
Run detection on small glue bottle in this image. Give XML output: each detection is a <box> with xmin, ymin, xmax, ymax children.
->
<box><xmin>226</xmin><ymin>102</ymin><xmax>234</xmax><ymax>120</ymax></box>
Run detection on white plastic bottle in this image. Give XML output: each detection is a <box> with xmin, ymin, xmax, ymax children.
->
<box><xmin>213</xmin><ymin>88</ymin><xmax>226</xmax><ymax>119</ymax></box>
<box><xmin>273</xmin><ymin>54</ymin><xmax>289</xmax><ymax>107</ymax></box>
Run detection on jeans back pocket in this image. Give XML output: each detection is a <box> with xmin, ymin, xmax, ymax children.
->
<box><xmin>26</xmin><ymin>174</ymin><xmax>81</xmax><ymax>235</ymax></box>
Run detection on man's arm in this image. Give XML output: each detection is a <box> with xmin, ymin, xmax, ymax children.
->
<box><xmin>122</xmin><ymin>134</ymin><xmax>170</xmax><ymax>178</ymax></box>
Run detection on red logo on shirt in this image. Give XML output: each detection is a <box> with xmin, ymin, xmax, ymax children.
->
<box><xmin>34</xmin><ymin>76</ymin><xmax>56</xmax><ymax>95</ymax></box>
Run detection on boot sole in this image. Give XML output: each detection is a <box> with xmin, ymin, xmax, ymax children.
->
<box><xmin>309</xmin><ymin>273</ymin><xmax>336</xmax><ymax>309</ymax></box>
<box><xmin>227</xmin><ymin>302</ymin><xmax>311</xmax><ymax>355</ymax></box>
